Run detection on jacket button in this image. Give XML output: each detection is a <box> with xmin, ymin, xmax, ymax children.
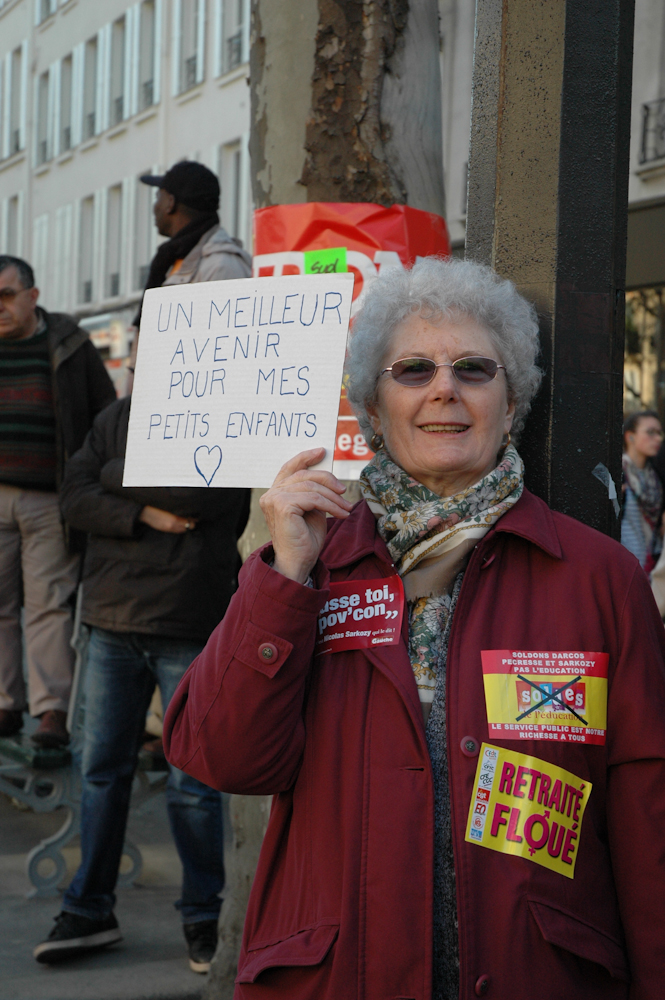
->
<box><xmin>460</xmin><ymin>736</ymin><xmax>480</xmax><ymax>757</ymax></box>
<box><xmin>258</xmin><ymin>642</ymin><xmax>278</xmax><ymax>663</ymax></box>
<box><xmin>475</xmin><ymin>974</ymin><xmax>490</xmax><ymax>996</ymax></box>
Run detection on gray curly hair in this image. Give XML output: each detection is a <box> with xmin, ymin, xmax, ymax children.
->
<box><xmin>346</xmin><ymin>256</ymin><xmax>542</xmax><ymax>444</ymax></box>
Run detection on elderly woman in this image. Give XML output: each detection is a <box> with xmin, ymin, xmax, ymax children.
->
<box><xmin>164</xmin><ymin>259</ymin><xmax>665</xmax><ymax>1000</ymax></box>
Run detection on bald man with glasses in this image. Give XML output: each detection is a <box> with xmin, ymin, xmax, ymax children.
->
<box><xmin>0</xmin><ymin>255</ymin><xmax>115</xmax><ymax>747</ymax></box>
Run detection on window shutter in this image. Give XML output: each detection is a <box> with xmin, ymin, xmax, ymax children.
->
<box><xmin>2</xmin><ymin>56</ymin><xmax>10</xmax><ymax>159</ymax></box>
<box><xmin>122</xmin><ymin>176</ymin><xmax>134</xmax><ymax>294</ymax></box>
<box><xmin>0</xmin><ymin>200</ymin><xmax>7</xmax><ymax>251</ymax></box>
<box><xmin>51</xmin><ymin>61</ymin><xmax>61</xmax><ymax>158</ymax></box>
<box><xmin>96</xmin><ymin>25</ymin><xmax>111</xmax><ymax>134</ymax></box>
<box><xmin>213</xmin><ymin>0</ymin><xmax>223</xmax><ymax>77</ymax></box>
<box><xmin>195</xmin><ymin>0</ymin><xmax>206</xmax><ymax>84</ymax></box>
<box><xmin>0</xmin><ymin>58</ymin><xmax>4</xmax><ymax>161</ymax></box>
<box><xmin>238</xmin><ymin>130</ymin><xmax>251</xmax><ymax>249</ymax></box>
<box><xmin>153</xmin><ymin>0</ymin><xmax>163</xmax><ymax>104</ymax></box>
<box><xmin>19</xmin><ymin>41</ymin><xmax>28</xmax><ymax>152</ymax></box>
<box><xmin>33</xmin><ymin>215</ymin><xmax>50</xmax><ymax>299</ymax></box>
<box><xmin>128</xmin><ymin>4</ymin><xmax>140</xmax><ymax>117</ymax></box>
<box><xmin>171</xmin><ymin>0</ymin><xmax>182</xmax><ymax>96</ymax></box>
<box><xmin>50</xmin><ymin>0</ymin><xmax>57</xmax><ymax>13</ymax></box>
<box><xmin>241</xmin><ymin>0</ymin><xmax>249</xmax><ymax>64</ymax></box>
<box><xmin>34</xmin><ymin>0</ymin><xmax>41</xmax><ymax>26</ymax></box>
<box><xmin>93</xmin><ymin>189</ymin><xmax>106</xmax><ymax>303</ymax></box>
<box><xmin>71</xmin><ymin>43</ymin><xmax>84</xmax><ymax>147</ymax></box>
<box><xmin>15</xmin><ymin>191</ymin><xmax>24</xmax><ymax>256</ymax></box>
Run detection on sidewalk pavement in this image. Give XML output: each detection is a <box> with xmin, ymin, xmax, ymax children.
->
<box><xmin>0</xmin><ymin>774</ymin><xmax>210</xmax><ymax>1000</ymax></box>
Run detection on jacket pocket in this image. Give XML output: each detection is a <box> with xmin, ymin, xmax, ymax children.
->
<box><xmin>528</xmin><ymin>897</ymin><xmax>629</xmax><ymax>981</ymax></box>
<box><xmin>235</xmin><ymin>924</ymin><xmax>339</xmax><ymax>984</ymax></box>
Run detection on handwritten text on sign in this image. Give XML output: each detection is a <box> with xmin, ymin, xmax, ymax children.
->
<box><xmin>123</xmin><ymin>274</ymin><xmax>354</xmax><ymax>488</ymax></box>
<box><xmin>315</xmin><ymin>576</ymin><xmax>404</xmax><ymax>655</ymax></box>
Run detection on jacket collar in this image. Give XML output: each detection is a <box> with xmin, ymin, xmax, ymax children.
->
<box><xmin>321</xmin><ymin>487</ymin><xmax>562</xmax><ymax>571</ymax></box>
<box><xmin>492</xmin><ymin>488</ymin><xmax>563</xmax><ymax>559</ymax></box>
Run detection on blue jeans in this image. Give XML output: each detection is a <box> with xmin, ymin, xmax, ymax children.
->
<box><xmin>63</xmin><ymin>627</ymin><xmax>224</xmax><ymax>925</ymax></box>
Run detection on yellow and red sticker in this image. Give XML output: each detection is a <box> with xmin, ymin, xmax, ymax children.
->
<box><xmin>465</xmin><ymin>744</ymin><xmax>592</xmax><ymax>878</ymax></box>
<box><xmin>481</xmin><ymin>650</ymin><xmax>608</xmax><ymax>745</ymax></box>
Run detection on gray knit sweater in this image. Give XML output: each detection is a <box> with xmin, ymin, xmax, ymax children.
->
<box><xmin>425</xmin><ymin>571</ymin><xmax>464</xmax><ymax>1000</ymax></box>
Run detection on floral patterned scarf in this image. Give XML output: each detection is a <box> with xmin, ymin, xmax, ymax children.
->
<box><xmin>359</xmin><ymin>445</ymin><xmax>524</xmax><ymax>706</ymax></box>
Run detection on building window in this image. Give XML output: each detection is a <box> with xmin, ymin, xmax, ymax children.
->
<box><xmin>9</xmin><ymin>45</ymin><xmax>24</xmax><ymax>156</ymax></box>
<box><xmin>640</xmin><ymin>99</ymin><xmax>665</xmax><ymax>165</ymax></box>
<box><xmin>134</xmin><ymin>172</ymin><xmax>154</xmax><ymax>290</ymax></box>
<box><xmin>173</xmin><ymin>0</ymin><xmax>205</xmax><ymax>95</ymax></box>
<box><xmin>36</xmin><ymin>71</ymin><xmax>50</xmax><ymax>165</ymax></box>
<box><xmin>35</xmin><ymin>0</ymin><xmax>56</xmax><ymax>25</ymax></box>
<box><xmin>110</xmin><ymin>17</ymin><xmax>126</xmax><ymax>126</ymax></box>
<box><xmin>106</xmin><ymin>185</ymin><xmax>122</xmax><ymax>298</ymax></box>
<box><xmin>83</xmin><ymin>37</ymin><xmax>98</xmax><ymax>140</ymax></box>
<box><xmin>60</xmin><ymin>55</ymin><xmax>73</xmax><ymax>152</ymax></box>
<box><xmin>214</xmin><ymin>0</ymin><xmax>248</xmax><ymax>76</ymax></box>
<box><xmin>139</xmin><ymin>1</ymin><xmax>156</xmax><ymax>110</ymax></box>
<box><xmin>79</xmin><ymin>196</ymin><xmax>95</xmax><ymax>303</ymax></box>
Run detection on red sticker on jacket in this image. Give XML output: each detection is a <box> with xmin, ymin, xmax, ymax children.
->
<box><xmin>315</xmin><ymin>576</ymin><xmax>404</xmax><ymax>655</ymax></box>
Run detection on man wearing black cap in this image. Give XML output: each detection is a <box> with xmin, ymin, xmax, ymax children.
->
<box><xmin>134</xmin><ymin>161</ymin><xmax>251</xmax><ymax>326</ymax></box>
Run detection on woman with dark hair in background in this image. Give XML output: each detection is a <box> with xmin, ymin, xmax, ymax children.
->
<box><xmin>621</xmin><ymin>410</ymin><xmax>664</xmax><ymax>571</ymax></box>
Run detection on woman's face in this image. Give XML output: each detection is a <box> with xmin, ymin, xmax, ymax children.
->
<box><xmin>627</xmin><ymin>416</ymin><xmax>663</xmax><ymax>460</ymax></box>
<box><xmin>367</xmin><ymin>313</ymin><xmax>515</xmax><ymax>496</ymax></box>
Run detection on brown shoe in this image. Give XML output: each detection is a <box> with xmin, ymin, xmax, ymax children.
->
<box><xmin>0</xmin><ymin>709</ymin><xmax>23</xmax><ymax>737</ymax></box>
<box><xmin>32</xmin><ymin>710</ymin><xmax>70</xmax><ymax>748</ymax></box>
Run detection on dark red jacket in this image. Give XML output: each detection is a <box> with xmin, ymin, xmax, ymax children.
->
<box><xmin>164</xmin><ymin>490</ymin><xmax>665</xmax><ymax>1000</ymax></box>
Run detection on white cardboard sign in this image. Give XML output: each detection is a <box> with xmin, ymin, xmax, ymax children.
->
<box><xmin>123</xmin><ymin>273</ymin><xmax>354</xmax><ymax>488</ymax></box>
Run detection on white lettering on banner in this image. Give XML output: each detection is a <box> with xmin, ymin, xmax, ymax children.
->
<box><xmin>316</xmin><ymin>577</ymin><xmax>405</xmax><ymax>655</ymax></box>
<box><xmin>123</xmin><ymin>274</ymin><xmax>353</xmax><ymax>488</ymax></box>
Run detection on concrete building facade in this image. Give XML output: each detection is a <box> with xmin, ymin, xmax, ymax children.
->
<box><xmin>0</xmin><ymin>0</ymin><xmax>664</xmax><ymax>409</ymax></box>
<box><xmin>0</xmin><ymin>0</ymin><xmax>251</xmax><ymax>390</ymax></box>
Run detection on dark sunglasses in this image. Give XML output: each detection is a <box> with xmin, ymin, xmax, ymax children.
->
<box><xmin>380</xmin><ymin>355</ymin><xmax>506</xmax><ymax>387</ymax></box>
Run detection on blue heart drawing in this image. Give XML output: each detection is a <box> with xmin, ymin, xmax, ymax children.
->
<box><xmin>194</xmin><ymin>445</ymin><xmax>222</xmax><ymax>486</ymax></box>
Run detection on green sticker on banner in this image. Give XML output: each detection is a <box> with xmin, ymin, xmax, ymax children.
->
<box><xmin>304</xmin><ymin>247</ymin><xmax>348</xmax><ymax>274</ymax></box>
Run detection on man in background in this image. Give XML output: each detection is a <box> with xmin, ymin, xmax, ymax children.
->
<box><xmin>134</xmin><ymin>159</ymin><xmax>251</xmax><ymax>327</ymax></box>
<box><xmin>0</xmin><ymin>256</ymin><xmax>115</xmax><ymax>747</ymax></box>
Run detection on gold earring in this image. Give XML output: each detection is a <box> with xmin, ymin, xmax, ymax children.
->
<box><xmin>505</xmin><ymin>432</ymin><xmax>512</xmax><ymax>447</ymax></box>
<box><xmin>370</xmin><ymin>433</ymin><xmax>384</xmax><ymax>452</ymax></box>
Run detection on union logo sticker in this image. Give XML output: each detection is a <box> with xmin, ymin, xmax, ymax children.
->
<box><xmin>481</xmin><ymin>649</ymin><xmax>608</xmax><ymax>745</ymax></box>
<box><xmin>465</xmin><ymin>743</ymin><xmax>592</xmax><ymax>878</ymax></box>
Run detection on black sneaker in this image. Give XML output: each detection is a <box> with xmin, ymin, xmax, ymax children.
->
<box><xmin>33</xmin><ymin>911</ymin><xmax>122</xmax><ymax>963</ymax></box>
<box><xmin>183</xmin><ymin>919</ymin><xmax>218</xmax><ymax>973</ymax></box>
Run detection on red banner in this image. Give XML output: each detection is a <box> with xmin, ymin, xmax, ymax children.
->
<box><xmin>253</xmin><ymin>202</ymin><xmax>451</xmax><ymax>477</ymax></box>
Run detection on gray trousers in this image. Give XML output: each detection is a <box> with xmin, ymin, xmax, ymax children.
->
<box><xmin>0</xmin><ymin>484</ymin><xmax>79</xmax><ymax>716</ymax></box>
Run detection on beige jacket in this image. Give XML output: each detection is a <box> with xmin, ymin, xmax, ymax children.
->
<box><xmin>163</xmin><ymin>224</ymin><xmax>252</xmax><ymax>286</ymax></box>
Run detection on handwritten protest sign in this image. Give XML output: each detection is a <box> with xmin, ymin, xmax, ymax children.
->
<box><xmin>123</xmin><ymin>273</ymin><xmax>354</xmax><ymax>488</ymax></box>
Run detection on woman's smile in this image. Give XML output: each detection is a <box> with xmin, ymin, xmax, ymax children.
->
<box><xmin>368</xmin><ymin>313</ymin><xmax>514</xmax><ymax>497</ymax></box>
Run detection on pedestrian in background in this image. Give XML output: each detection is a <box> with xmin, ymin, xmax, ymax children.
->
<box><xmin>0</xmin><ymin>255</ymin><xmax>115</xmax><ymax>747</ymax></box>
<box><xmin>33</xmin><ymin>389</ymin><xmax>250</xmax><ymax>972</ymax></box>
<box><xmin>620</xmin><ymin>410</ymin><xmax>664</xmax><ymax>571</ymax></box>
<box><xmin>133</xmin><ymin>159</ymin><xmax>251</xmax><ymax>327</ymax></box>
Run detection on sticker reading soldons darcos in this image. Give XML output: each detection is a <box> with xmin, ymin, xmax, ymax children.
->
<box><xmin>465</xmin><ymin>744</ymin><xmax>592</xmax><ymax>878</ymax></box>
<box><xmin>315</xmin><ymin>576</ymin><xmax>404</xmax><ymax>655</ymax></box>
<box><xmin>481</xmin><ymin>649</ymin><xmax>609</xmax><ymax>746</ymax></box>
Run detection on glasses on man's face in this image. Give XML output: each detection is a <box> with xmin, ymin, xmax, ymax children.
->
<box><xmin>380</xmin><ymin>355</ymin><xmax>506</xmax><ymax>387</ymax></box>
<box><xmin>0</xmin><ymin>288</ymin><xmax>27</xmax><ymax>304</ymax></box>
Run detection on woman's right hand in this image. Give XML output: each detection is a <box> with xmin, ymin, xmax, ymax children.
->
<box><xmin>260</xmin><ymin>448</ymin><xmax>353</xmax><ymax>584</ymax></box>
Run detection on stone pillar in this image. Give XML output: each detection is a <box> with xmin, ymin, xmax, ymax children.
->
<box><xmin>466</xmin><ymin>0</ymin><xmax>635</xmax><ymax>535</ymax></box>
